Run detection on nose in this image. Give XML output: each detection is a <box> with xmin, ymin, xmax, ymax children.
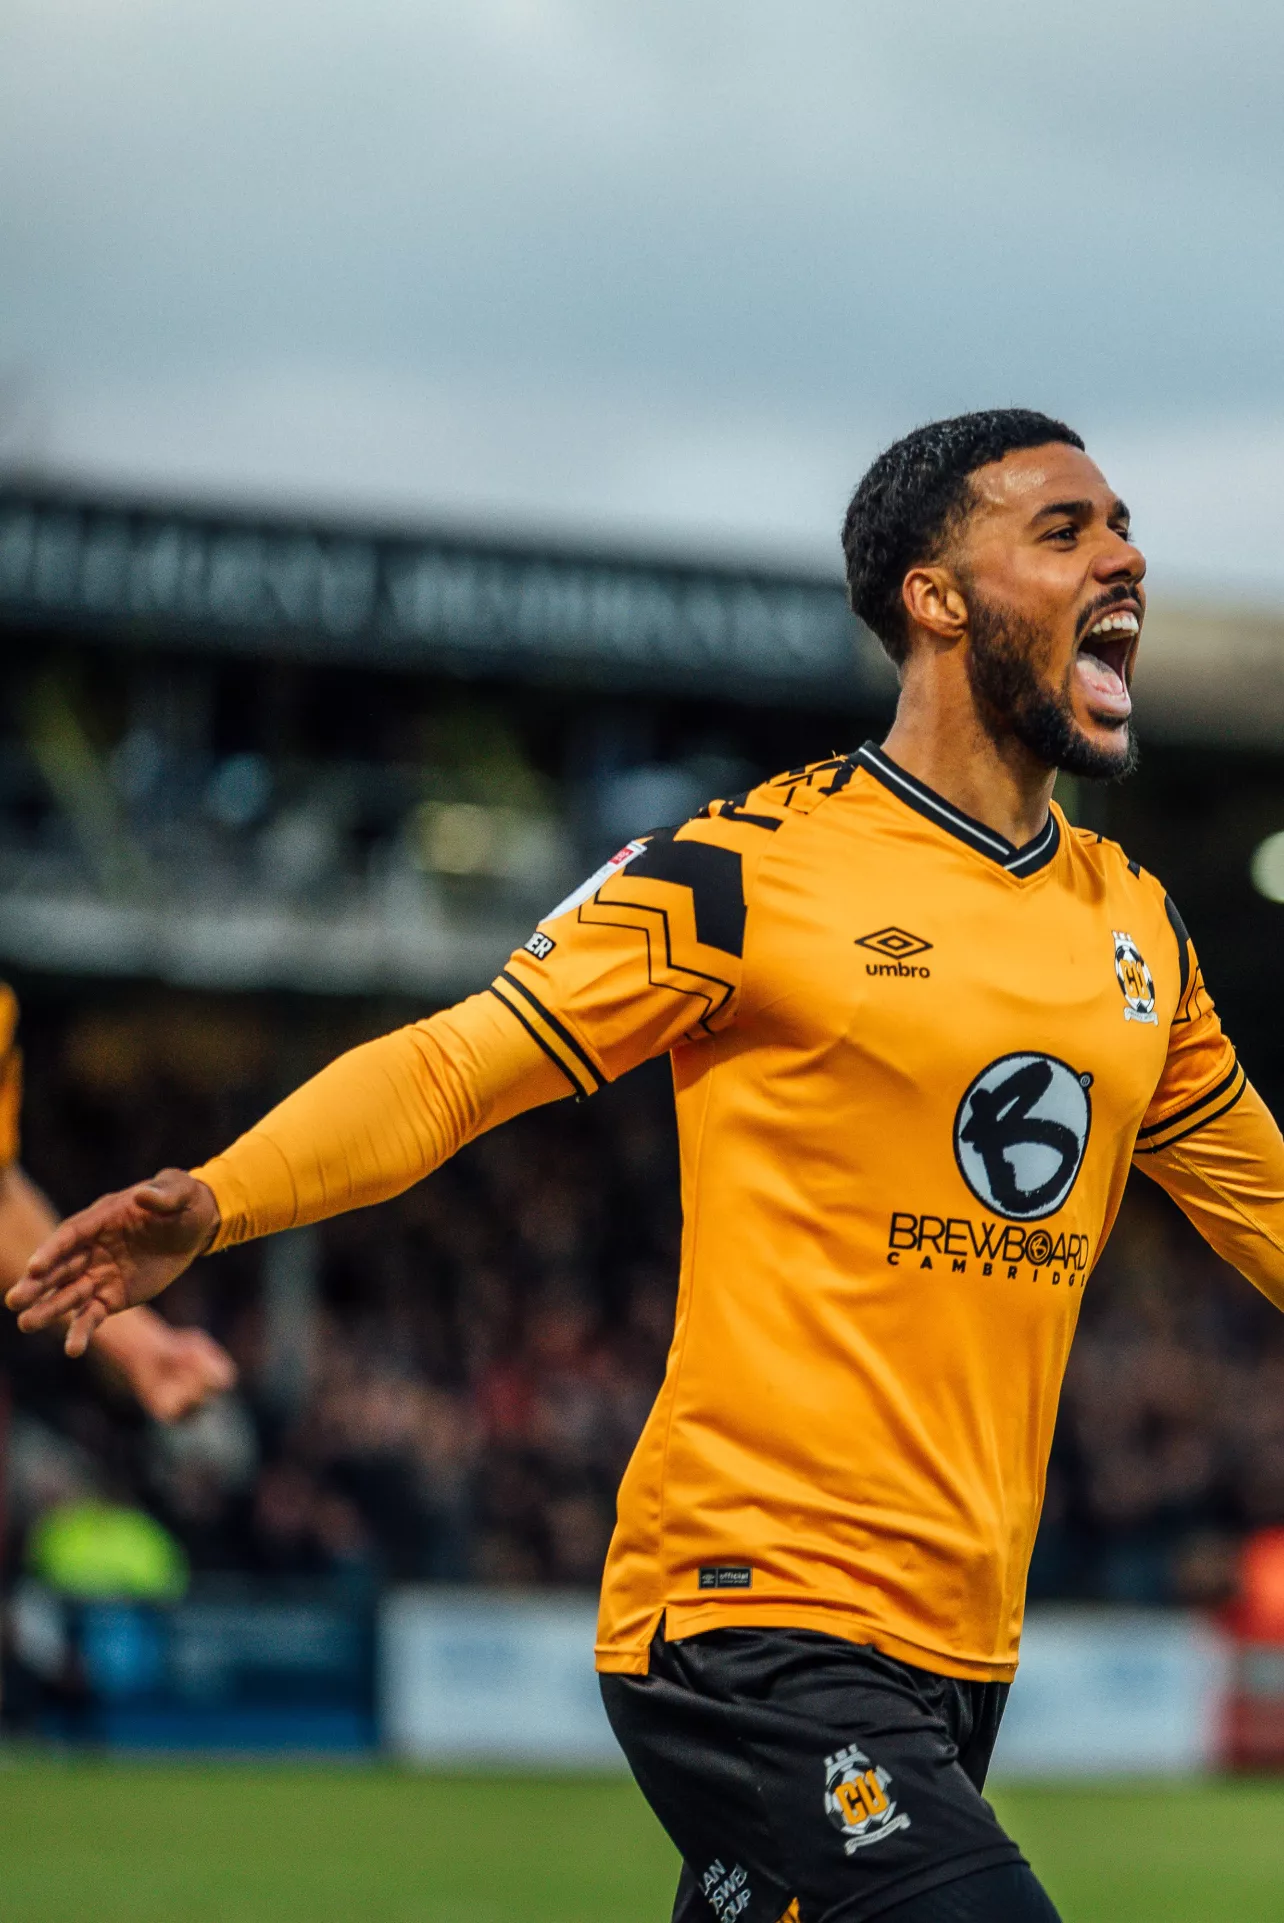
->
<box><xmin>1096</xmin><ymin>525</ymin><xmax>1146</xmax><ymax>589</ymax></box>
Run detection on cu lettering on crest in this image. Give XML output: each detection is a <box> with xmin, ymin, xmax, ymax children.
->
<box><xmin>953</xmin><ymin>1053</ymin><xmax>1092</xmax><ymax>1222</ymax></box>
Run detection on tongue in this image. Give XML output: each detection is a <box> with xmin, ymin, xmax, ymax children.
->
<box><xmin>1075</xmin><ymin>648</ymin><xmax>1132</xmax><ymax>718</ymax></box>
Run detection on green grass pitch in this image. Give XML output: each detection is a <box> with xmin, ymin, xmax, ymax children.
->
<box><xmin>0</xmin><ymin>1760</ymin><xmax>1281</xmax><ymax>1921</ymax></box>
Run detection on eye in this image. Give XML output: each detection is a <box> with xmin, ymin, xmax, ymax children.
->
<box><xmin>1045</xmin><ymin>524</ymin><xmax>1077</xmax><ymax>544</ymax></box>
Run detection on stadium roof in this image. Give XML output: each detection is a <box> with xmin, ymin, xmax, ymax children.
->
<box><xmin>2</xmin><ymin>478</ymin><xmax>1280</xmax><ymax>743</ymax></box>
<box><xmin>0</xmin><ymin>479</ymin><xmax>894</xmax><ymax>708</ymax></box>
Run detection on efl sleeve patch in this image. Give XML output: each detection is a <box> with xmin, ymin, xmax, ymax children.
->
<box><xmin>540</xmin><ymin>840</ymin><xmax>647</xmax><ymax>925</ymax></box>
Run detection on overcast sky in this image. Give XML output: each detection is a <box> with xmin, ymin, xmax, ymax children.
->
<box><xmin>3</xmin><ymin>1</ymin><xmax>1283</xmax><ymax>599</ymax></box>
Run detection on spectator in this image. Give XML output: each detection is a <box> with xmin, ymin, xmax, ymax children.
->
<box><xmin>14</xmin><ymin>991</ymin><xmax>1284</xmax><ymax>1608</ymax></box>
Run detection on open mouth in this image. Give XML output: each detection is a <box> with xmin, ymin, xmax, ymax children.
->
<box><xmin>1074</xmin><ymin>607</ymin><xmax>1139</xmax><ymax>721</ymax></box>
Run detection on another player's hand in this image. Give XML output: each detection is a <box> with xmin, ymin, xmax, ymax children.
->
<box><xmin>92</xmin><ymin>1309</ymin><xmax>238</xmax><ymax>1422</ymax></box>
<box><xmin>4</xmin><ymin>1169</ymin><xmax>221</xmax><ymax>1357</ymax></box>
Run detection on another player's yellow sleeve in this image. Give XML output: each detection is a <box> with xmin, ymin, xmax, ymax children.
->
<box><xmin>1134</xmin><ymin>905</ymin><xmax>1284</xmax><ymax>1309</ymax></box>
<box><xmin>493</xmin><ymin>817</ymin><xmax>752</xmax><ymax>1094</ymax></box>
<box><xmin>0</xmin><ymin>983</ymin><xmax>22</xmax><ymax>1171</ymax></box>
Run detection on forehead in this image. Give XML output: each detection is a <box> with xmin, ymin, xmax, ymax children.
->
<box><xmin>966</xmin><ymin>442</ymin><xmax>1118</xmax><ymax>522</ymax></box>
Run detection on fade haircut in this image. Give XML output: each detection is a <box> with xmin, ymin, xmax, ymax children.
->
<box><xmin>842</xmin><ymin>409</ymin><xmax>1085</xmax><ymax>665</ymax></box>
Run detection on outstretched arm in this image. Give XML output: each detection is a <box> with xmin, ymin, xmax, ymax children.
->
<box><xmin>6</xmin><ymin>989</ymin><xmax>568</xmax><ymax>1355</ymax></box>
<box><xmin>7</xmin><ymin>803</ymin><xmax>760</xmax><ymax>1356</ymax></box>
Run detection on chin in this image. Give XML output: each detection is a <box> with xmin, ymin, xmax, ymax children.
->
<box><xmin>1057</xmin><ymin>720</ymin><xmax>1136</xmax><ymax>781</ymax></box>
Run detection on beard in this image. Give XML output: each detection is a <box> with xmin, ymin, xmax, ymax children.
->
<box><xmin>964</xmin><ymin>589</ymin><xmax>1138</xmax><ymax>781</ymax></box>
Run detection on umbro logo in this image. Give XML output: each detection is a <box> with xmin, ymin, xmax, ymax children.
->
<box><xmin>856</xmin><ymin>927</ymin><xmax>932</xmax><ymax>960</ymax></box>
<box><xmin>856</xmin><ymin>927</ymin><xmax>932</xmax><ymax>979</ymax></box>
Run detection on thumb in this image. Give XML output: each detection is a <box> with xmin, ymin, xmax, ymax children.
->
<box><xmin>133</xmin><ymin>1169</ymin><xmax>197</xmax><ymax>1216</ymax></box>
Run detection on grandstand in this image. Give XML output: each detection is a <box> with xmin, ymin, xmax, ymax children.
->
<box><xmin>4</xmin><ymin>478</ymin><xmax>1284</xmax><ymax>1754</ymax></box>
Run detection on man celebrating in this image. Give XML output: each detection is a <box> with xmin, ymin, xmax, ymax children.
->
<box><xmin>10</xmin><ymin>410</ymin><xmax>1284</xmax><ymax>1921</ymax></box>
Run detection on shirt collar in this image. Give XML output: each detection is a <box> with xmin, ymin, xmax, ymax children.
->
<box><xmin>856</xmin><ymin>741</ymin><xmax>1061</xmax><ymax>877</ymax></box>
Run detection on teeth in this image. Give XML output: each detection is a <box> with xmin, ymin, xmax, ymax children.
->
<box><xmin>1087</xmin><ymin>611</ymin><xmax>1140</xmax><ymax>638</ymax></box>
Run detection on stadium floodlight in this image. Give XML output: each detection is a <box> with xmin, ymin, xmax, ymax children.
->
<box><xmin>1250</xmin><ymin>831</ymin><xmax>1284</xmax><ymax>902</ymax></box>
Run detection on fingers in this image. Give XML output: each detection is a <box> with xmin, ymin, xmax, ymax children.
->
<box><xmin>139</xmin><ymin>1374</ymin><xmax>197</xmax><ymax>1423</ymax></box>
<box><xmin>64</xmin><ymin>1298</ymin><xmax>107</xmax><ymax>1359</ymax></box>
<box><xmin>143</xmin><ymin>1340</ymin><xmax>238</xmax><ymax>1422</ymax></box>
<box><xmin>6</xmin><ymin>1173</ymin><xmax>221</xmax><ymax>1362</ymax></box>
<box><xmin>5</xmin><ymin>1226</ymin><xmax>92</xmax><ymax>1306</ymax></box>
<box><xmin>15</xmin><ymin>1269</ymin><xmax>101</xmax><ymax>1334</ymax></box>
<box><xmin>102</xmin><ymin>1319</ymin><xmax>240</xmax><ymax>1422</ymax></box>
<box><xmin>7</xmin><ymin>1243</ymin><xmax>91</xmax><ymax>1315</ymax></box>
<box><xmin>182</xmin><ymin>1330</ymin><xmax>239</xmax><ymax>1394</ymax></box>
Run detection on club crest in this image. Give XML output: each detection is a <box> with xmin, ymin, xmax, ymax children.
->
<box><xmin>824</xmin><ymin>1743</ymin><xmax>911</xmax><ymax>1855</ymax></box>
<box><xmin>1113</xmin><ymin>930</ymin><xmax>1158</xmax><ymax>1025</ymax></box>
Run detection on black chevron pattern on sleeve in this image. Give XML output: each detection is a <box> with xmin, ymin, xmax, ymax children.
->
<box><xmin>622</xmin><ymin>831</ymin><xmax>747</xmax><ymax>959</ymax></box>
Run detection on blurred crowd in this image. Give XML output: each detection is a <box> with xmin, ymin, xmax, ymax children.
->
<box><xmin>4</xmin><ymin>986</ymin><xmax>1284</xmax><ymax>1613</ymax></box>
<box><xmin>2</xmin><ymin>992</ymin><xmax>682</xmax><ymax>1599</ymax></box>
<box><xmin>1036</xmin><ymin>1185</ymin><xmax>1284</xmax><ymax>1608</ymax></box>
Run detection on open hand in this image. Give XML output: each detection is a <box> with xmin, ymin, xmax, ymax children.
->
<box><xmin>4</xmin><ymin>1168</ymin><xmax>221</xmax><ymax>1357</ymax></box>
<box><xmin>93</xmin><ymin>1311</ymin><xmax>238</xmax><ymax>1422</ymax></box>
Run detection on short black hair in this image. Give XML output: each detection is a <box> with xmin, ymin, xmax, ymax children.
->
<box><xmin>842</xmin><ymin>408</ymin><xmax>1085</xmax><ymax>665</ymax></box>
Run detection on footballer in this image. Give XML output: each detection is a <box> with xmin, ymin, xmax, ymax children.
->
<box><xmin>11</xmin><ymin>410</ymin><xmax>1284</xmax><ymax>1922</ymax></box>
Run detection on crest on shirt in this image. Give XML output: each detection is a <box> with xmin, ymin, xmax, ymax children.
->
<box><xmin>823</xmin><ymin>1744</ymin><xmax>911</xmax><ymax>1855</ymax></box>
<box><xmin>1113</xmin><ymin>930</ymin><xmax>1158</xmax><ymax>1025</ymax></box>
<box><xmin>954</xmin><ymin>1053</ymin><xmax>1092</xmax><ymax>1222</ymax></box>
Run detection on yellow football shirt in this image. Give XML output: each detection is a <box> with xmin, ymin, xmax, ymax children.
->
<box><xmin>492</xmin><ymin>744</ymin><xmax>1248</xmax><ymax>1678</ymax></box>
<box><xmin>197</xmin><ymin>743</ymin><xmax>1284</xmax><ymax>1683</ymax></box>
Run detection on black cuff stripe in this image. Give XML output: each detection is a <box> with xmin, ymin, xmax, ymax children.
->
<box><xmin>497</xmin><ymin>971</ymin><xmax>604</xmax><ymax>1093</ymax></box>
<box><xmin>1135</xmin><ymin>1058</ymin><xmax>1241</xmax><ymax>1140</ymax></box>
<box><xmin>486</xmin><ymin>986</ymin><xmax>587</xmax><ymax>1097</ymax></box>
<box><xmin>1134</xmin><ymin>1076</ymin><xmax>1247</xmax><ymax>1154</ymax></box>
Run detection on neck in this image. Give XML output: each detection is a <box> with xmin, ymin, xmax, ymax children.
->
<box><xmin>880</xmin><ymin>652</ymin><xmax>1057</xmax><ymax>849</ymax></box>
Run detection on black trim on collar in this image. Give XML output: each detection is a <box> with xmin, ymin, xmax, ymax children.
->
<box><xmin>856</xmin><ymin>743</ymin><xmax>1061</xmax><ymax>876</ymax></box>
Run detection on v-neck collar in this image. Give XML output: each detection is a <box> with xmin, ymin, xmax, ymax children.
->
<box><xmin>855</xmin><ymin>742</ymin><xmax>1061</xmax><ymax>878</ymax></box>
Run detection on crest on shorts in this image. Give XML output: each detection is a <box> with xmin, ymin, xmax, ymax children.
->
<box><xmin>1113</xmin><ymin>930</ymin><xmax>1158</xmax><ymax>1024</ymax></box>
<box><xmin>823</xmin><ymin>1743</ymin><xmax>911</xmax><ymax>1855</ymax></box>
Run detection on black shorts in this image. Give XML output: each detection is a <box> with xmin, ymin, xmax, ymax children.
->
<box><xmin>600</xmin><ymin>1627</ymin><xmax>1023</xmax><ymax>1923</ymax></box>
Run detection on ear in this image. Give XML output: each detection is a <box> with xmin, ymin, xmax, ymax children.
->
<box><xmin>902</xmin><ymin>565</ymin><xmax>968</xmax><ymax>645</ymax></box>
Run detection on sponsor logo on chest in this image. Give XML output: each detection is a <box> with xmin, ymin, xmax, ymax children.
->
<box><xmin>887</xmin><ymin>1210</ymin><xmax>1090</xmax><ymax>1285</ymax></box>
<box><xmin>887</xmin><ymin>1051</ymin><xmax>1096</xmax><ymax>1286</ymax></box>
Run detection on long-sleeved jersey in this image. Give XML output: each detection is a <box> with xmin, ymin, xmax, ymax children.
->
<box><xmin>194</xmin><ymin>744</ymin><xmax>1284</xmax><ymax>1680</ymax></box>
<box><xmin>0</xmin><ymin>983</ymin><xmax>21</xmax><ymax>1172</ymax></box>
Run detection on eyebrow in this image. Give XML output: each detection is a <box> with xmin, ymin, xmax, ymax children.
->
<box><xmin>1030</xmin><ymin>496</ymin><xmax>1131</xmax><ymax>527</ymax></box>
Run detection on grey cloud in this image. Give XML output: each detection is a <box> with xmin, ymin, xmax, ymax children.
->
<box><xmin>2</xmin><ymin>0</ymin><xmax>1283</xmax><ymax>587</ymax></box>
